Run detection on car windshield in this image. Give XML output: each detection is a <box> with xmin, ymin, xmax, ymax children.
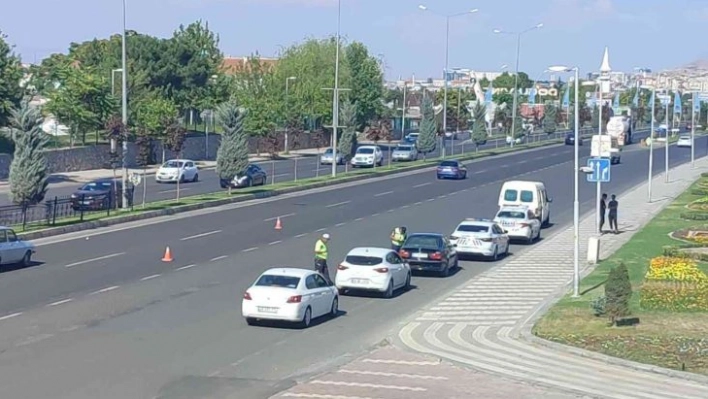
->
<box><xmin>408</xmin><ymin>134</ymin><xmax>419</xmax><ymax>138</ymax></box>
<box><xmin>403</xmin><ymin>235</ymin><xmax>441</xmax><ymax>249</ymax></box>
<box><xmin>345</xmin><ymin>255</ymin><xmax>383</xmax><ymax>266</ymax></box>
<box><xmin>456</xmin><ymin>224</ymin><xmax>488</xmax><ymax>233</ymax></box>
<box><xmin>396</xmin><ymin>146</ymin><xmax>412</xmax><ymax>151</ymax></box>
<box><xmin>357</xmin><ymin>148</ymin><xmax>374</xmax><ymax>154</ymax></box>
<box><xmin>162</xmin><ymin>161</ymin><xmax>184</xmax><ymax>168</ymax></box>
<box><xmin>439</xmin><ymin>161</ymin><xmax>458</xmax><ymax>167</ymax></box>
<box><xmin>80</xmin><ymin>182</ymin><xmax>113</xmax><ymax>191</ymax></box>
<box><xmin>497</xmin><ymin>211</ymin><xmax>526</xmax><ymax>219</ymax></box>
<box><xmin>255</xmin><ymin>274</ymin><xmax>300</xmax><ymax>289</ymax></box>
<box><xmin>324</xmin><ymin>148</ymin><xmax>333</xmax><ymax>154</ymax></box>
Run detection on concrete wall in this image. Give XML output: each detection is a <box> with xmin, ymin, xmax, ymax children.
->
<box><xmin>0</xmin><ymin>130</ymin><xmax>332</xmax><ymax>179</ymax></box>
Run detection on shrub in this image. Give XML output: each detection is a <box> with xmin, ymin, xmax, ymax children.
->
<box><xmin>680</xmin><ymin>212</ymin><xmax>708</xmax><ymax>221</ymax></box>
<box><xmin>691</xmin><ymin>189</ymin><xmax>708</xmax><ymax>196</ymax></box>
<box><xmin>590</xmin><ymin>295</ymin><xmax>606</xmax><ymax>316</ymax></box>
<box><xmin>605</xmin><ymin>263</ymin><xmax>632</xmax><ymax>323</ymax></box>
<box><xmin>701</xmin><ymin>172</ymin><xmax>708</xmax><ymax>178</ymax></box>
<box><xmin>646</xmin><ymin>256</ymin><xmax>708</xmax><ymax>283</ymax></box>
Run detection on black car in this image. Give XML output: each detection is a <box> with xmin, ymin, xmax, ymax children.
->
<box><xmin>399</xmin><ymin>233</ymin><xmax>458</xmax><ymax>277</ymax></box>
<box><xmin>70</xmin><ymin>178</ymin><xmax>133</xmax><ymax>211</ymax></box>
<box><xmin>220</xmin><ymin>164</ymin><xmax>268</xmax><ymax>188</ymax></box>
<box><xmin>565</xmin><ymin>132</ymin><xmax>583</xmax><ymax>145</ymax></box>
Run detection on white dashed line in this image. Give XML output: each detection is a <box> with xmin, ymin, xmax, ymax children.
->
<box><xmin>210</xmin><ymin>255</ymin><xmax>228</xmax><ymax>261</ymax></box>
<box><xmin>140</xmin><ymin>274</ymin><xmax>161</xmax><ymax>281</ymax></box>
<box><xmin>387</xmin><ymin>209</ymin><xmax>395</xmax><ymax>213</ymax></box>
<box><xmin>474</xmin><ymin>169</ymin><xmax>487</xmax><ymax>174</ymax></box>
<box><xmin>64</xmin><ymin>252</ymin><xmax>126</xmax><ymax>268</ymax></box>
<box><xmin>413</xmin><ymin>182</ymin><xmax>431</xmax><ymax>188</ymax></box>
<box><xmin>208</xmin><ymin>371</ymin><xmax>221</xmax><ymax>377</ymax></box>
<box><xmin>315</xmin><ymin>228</ymin><xmax>327</xmax><ymax>232</ymax></box>
<box><xmin>372</xmin><ymin>213</ymin><xmax>380</xmax><ymax>216</ymax></box>
<box><xmin>242</xmin><ymin>247</ymin><xmax>258</xmax><ymax>253</ymax></box>
<box><xmin>374</xmin><ymin>191</ymin><xmax>394</xmax><ymax>197</ymax></box>
<box><xmin>295</xmin><ymin>233</ymin><xmax>308</xmax><ymax>238</ymax></box>
<box><xmin>438</xmin><ymin>195</ymin><xmax>447</xmax><ymax>199</ymax></box>
<box><xmin>335</xmin><ymin>222</ymin><xmax>346</xmax><ymax>227</ymax></box>
<box><xmin>354</xmin><ymin>217</ymin><xmax>364</xmax><ymax>221</ymax></box>
<box><xmin>0</xmin><ymin>312</ymin><xmax>22</xmax><ymax>322</ymax></box>
<box><xmin>180</xmin><ymin>230</ymin><xmax>222</xmax><ymax>241</ymax></box>
<box><xmin>47</xmin><ymin>299</ymin><xmax>73</xmax><ymax>307</ymax></box>
<box><xmin>176</xmin><ymin>264</ymin><xmax>196</xmax><ymax>271</ymax></box>
<box><xmin>414</xmin><ymin>202</ymin><xmax>422</xmax><ymax>205</ymax></box>
<box><xmin>91</xmin><ymin>286</ymin><xmax>119</xmax><ymax>295</ymax></box>
<box><xmin>518</xmin><ymin>159</ymin><xmax>527</xmax><ymax>164</ymax></box>
<box><xmin>263</xmin><ymin>213</ymin><xmax>296</xmax><ymax>222</ymax></box>
<box><xmin>401</xmin><ymin>205</ymin><xmax>410</xmax><ymax>209</ymax></box>
<box><xmin>268</xmin><ymin>240</ymin><xmax>282</xmax><ymax>246</ymax></box>
<box><xmin>326</xmin><ymin>201</ymin><xmax>351</xmax><ymax>208</ymax></box>
<box><xmin>426</xmin><ymin>198</ymin><xmax>435</xmax><ymax>202</ymax></box>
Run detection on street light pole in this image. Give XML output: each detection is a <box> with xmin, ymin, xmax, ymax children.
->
<box><xmin>284</xmin><ymin>76</ymin><xmax>297</xmax><ymax>154</ymax></box>
<box><xmin>596</xmin><ymin>86</ymin><xmax>603</xmax><ymax>234</ymax></box>
<box><xmin>665</xmin><ymin>94</ymin><xmax>670</xmax><ymax>183</ymax></box>
<box><xmin>111</xmin><ymin>68</ymin><xmax>122</xmax><ymax>96</ymax></box>
<box><xmin>649</xmin><ymin>87</ymin><xmax>655</xmax><ymax>201</ymax></box>
<box><xmin>121</xmin><ymin>0</ymin><xmax>129</xmax><ymax>210</ymax></box>
<box><xmin>401</xmin><ymin>82</ymin><xmax>407</xmax><ymax>138</ymax></box>
<box><xmin>692</xmin><ymin>93</ymin><xmax>696</xmax><ymax>168</ymax></box>
<box><xmin>331</xmin><ymin>0</ymin><xmax>341</xmax><ymax>178</ymax></box>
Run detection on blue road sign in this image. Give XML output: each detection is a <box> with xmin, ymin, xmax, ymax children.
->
<box><xmin>587</xmin><ymin>157</ymin><xmax>611</xmax><ymax>183</ymax></box>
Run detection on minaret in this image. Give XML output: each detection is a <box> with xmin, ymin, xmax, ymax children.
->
<box><xmin>599</xmin><ymin>46</ymin><xmax>611</xmax><ymax>74</ymax></box>
<box><xmin>598</xmin><ymin>47</ymin><xmax>611</xmax><ymax>107</ymax></box>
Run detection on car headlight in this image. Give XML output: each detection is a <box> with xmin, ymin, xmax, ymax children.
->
<box><xmin>71</xmin><ymin>194</ymin><xmax>77</xmax><ymax>199</ymax></box>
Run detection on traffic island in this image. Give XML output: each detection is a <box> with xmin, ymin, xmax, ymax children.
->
<box><xmin>533</xmin><ymin>175</ymin><xmax>708</xmax><ymax>376</ymax></box>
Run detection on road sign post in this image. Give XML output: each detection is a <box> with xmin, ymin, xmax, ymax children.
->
<box><xmin>586</xmin><ymin>157</ymin><xmax>611</xmax><ymax>183</ymax></box>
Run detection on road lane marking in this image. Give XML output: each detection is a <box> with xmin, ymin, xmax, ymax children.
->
<box><xmin>374</xmin><ymin>191</ymin><xmax>394</xmax><ymax>197</ymax></box>
<box><xmin>47</xmin><ymin>299</ymin><xmax>73</xmax><ymax>307</ymax></box>
<box><xmin>295</xmin><ymin>233</ymin><xmax>308</xmax><ymax>238</ymax></box>
<box><xmin>158</xmin><ymin>187</ymin><xmax>193</xmax><ymax>194</ymax></box>
<box><xmin>268</xmin><ymin>240</ymin><xmax>282</xmax><ymax>245</ymax></box>
<box><xmin>361</xmin><ymin>359</ymin><xmax>439</xmax><ymax>365</ymax></box>
<box><xmin>414</xmin><ymin>202</ymin><xmax>422</xmax><ymax>205</ymax></box>
<box><xmin>437</xmin><ymin>194</ymin><xmax>447</xmax><ymax>199</ymax></box>
<box><xmin>281</xmin><ymin>394</ymin><xmax>373</xmax><ymax>399</ymax></box>
<box><xmin>210</xmin><ymin>255</ymin><xmax>228</xmax><ymax>261</ymax></box>
<box><xmin>387</xmin><ymin>209</ymin><xmax>395</xmax><ymax>213</ymax></box>
<box><xmin>372</xmin><ymin>213</ymin><xmax>379</xmax><ymax>216</ymax></box>
<box><xmin>326</xmin><ymin>200</ymin><xmax>351</xmax><ymax>208</ymax></box>
<box><xmin>140</xmin><ymin>274</ymin><xmax>161</xmax><ymax>281</ymax></box>
<box><xmin>338</xmin><ymin>369</ymin><xmax>447</xmax><ymax>380</ymax></box>
<box><xmin>335</xmin><ymin>222</ymin><xmax>346</xmax><ymax>227</ymax></box>
<box><xmin>242</xmin><ymin>247</ymin><xmax>258</xmax><ymax>252</ymax></box>
<box><xmin>354</xmin><ymin>217</ymin><xmax>364</xmax><ymax>221</ymax></box>
<box><xmin>65</xmin><ymin>252</ymin><xmax>126</xmax><ymax>268</ymax></box>
<box><xmin>426</xmin><ymin>198</ymin><xmax>435</xmax><ymax>202</ymax></box>
<box><xmin>0</xmin><ymin>312</ymin><xmax>22</xmax><ymax>321</ymax></box>
<box><xmin>518</xmin><ymin>159</ymin><xmax>527</xmax><ymax>164</ymax></box>
<box><xmin>273</xmin><ymin>173</ymin><xmax>290</xmax><ymax>178</ymax></box>
<box><xmin>176</xmin><ymin>264</ymin><xmax>196</xmax><ymax>271</ymax></box>
<box><xmin>91</xmin><ymin>286</ymin><xmax>119</xmax><ymax>295</ymax></box>
<box><xmin>180</xmin><ymin>230</ymin><xmax>222</xmax><ymax>241</ymax></box>
<box><xmin>310</xmin><ymin>380</ymin><xmax>426</xmax><ymax>391</ymax></box>
<box><xmin>413</xmin><ymin>182</ymin><xmax>431</xmax><ymax>188</ymax></box>
<box><xmin>315</xmin><ymin>228</ymin><xmax>327</xmax><ymax>232</ymax></box>
<box><xmin>474</xmin><ymin>169</ymin><xmax>487</xmax><ymax>174</ymax></box>
<box><xmin>401</xmin><ymin>205</ymin><xmax>409</xmax><ymax>209</ymax></box>
<box><xmin>263</xmin><ymin>213</ymin><xmax>296</xmax><ymax>222</ymax></box>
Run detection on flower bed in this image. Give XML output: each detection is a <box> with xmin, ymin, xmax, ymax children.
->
<box><xmin>687</xmin><ymin>198</ymin><xmax>708</xmax><ymax>211</ymax></box>
<box><xmin>640</xmin><ymin>256</ymin><xmax>708</xmax><ymax>311</ymax></box>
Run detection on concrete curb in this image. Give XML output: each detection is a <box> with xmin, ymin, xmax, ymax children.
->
<box><xmin>16</xmin><ymin>138</ymin><xmax>569</xmax><ymax>241</ymax></box>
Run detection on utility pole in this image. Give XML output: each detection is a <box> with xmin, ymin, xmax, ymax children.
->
<box><xmin>121</xmin><ymin>0</ymin><xmax>130</xmax><ymax>210</ymax></box>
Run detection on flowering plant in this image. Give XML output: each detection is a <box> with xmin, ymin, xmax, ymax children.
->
<box><xmin>646</xmin><ymin>256</ymin><xmax>708</xmax><ymax>283</ymax></box>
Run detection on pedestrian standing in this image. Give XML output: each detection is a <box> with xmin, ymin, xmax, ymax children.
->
<box><xmin>599</xmin><ymin>193</ymin><xmax>607</xmax><ymax>233</ymax></box>
<box><xmin>608</xmin><ymin>194</ymin><xmax>619</xmax><ymax>233</ymax></box>
<box><xmin>314</xmin><ymin>233</ymin><xmax>332</xmax><ymax>284</ymax></box>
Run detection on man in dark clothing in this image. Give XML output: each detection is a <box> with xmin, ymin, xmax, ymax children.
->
<box><xmin>599</xmin><ymin>193</ymin><xmax>607</xmax><ymax>233</ymax></box>
<box><xmin>608</xmin><ymin>194</ymin><xmax>619</xmax><ymax>233</ymax></box>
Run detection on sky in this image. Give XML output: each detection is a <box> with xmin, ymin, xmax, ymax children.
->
<box><xmin>3</xmin><ymin>0</ymin><xmax>708</xmax><ymax>80</ymax></box>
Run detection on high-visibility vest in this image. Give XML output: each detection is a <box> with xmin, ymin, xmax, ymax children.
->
<box><xmin>314</xmin><ymin>239</ymin><xmax>328</xmax><ymax>260</ymax></box>
<box><xmin>391</xmin><ymin>229</ymin><xmax>405</xmax><ymax>246</ymax></box>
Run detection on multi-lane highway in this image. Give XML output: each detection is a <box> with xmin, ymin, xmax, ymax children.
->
<box><xmin>0</xmin><ymin>128</ymin><xmax>698</xmax><ymax>399</ymax></box>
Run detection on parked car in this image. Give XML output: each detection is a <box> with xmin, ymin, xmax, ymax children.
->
<box><xmin>399</xmin><ymin>233</ymin><xmax>458</xmax><ymax>277</ymax></box>
<box><xmin>449</xmin><ymin>219</ymin><xmax>509</xmax><ymax>261</ymax></box>
<box><xmin>493</xmin><ymin>205</ymin><xmax>542</xmax><ymax>243</ymax></box>
<box><xmin>0</xmin><ymin>226</ymin><xmax>35</xmax><ymax>267</ymax></box>
<box><xmin>391</xmin><ymin>144</ymin><xmax>418</xmax><ymax>162</ymax></box>
<box><xmin>220</xmin><ymin>164</ymin><xmax>267</xmax><ymax>188</ymax></box>
<box><xmin>404</xmin><ymin>133</ymin><xmax>419</xmax><ymax>144</ymax></box>
<box><xmin>350</xmin><ymin>146</ymin><xmax>384</xmax><ymax>168</ymax></box>
<box><xmin>70</xmin><ymin>178</ymin><xmax>133</xmax><ymax>211</ymax></box>
<box><xmin>242</xmin><ymin>268</ymin><xmax>338</xmax><ymax>328</ymax></box>
<box><xmin>155</xmin><ymin>159</ymin><xmax>199</xmax><ymax>183</ymax></box>
<box><xmin>565</xmin><ymin>132</ymin><xmax>583</xmax><ymax>145</ymax></box>
<box><xmin>436</xmin><ymin>160</ymin><xmax>467</xmax><ymax>180</ymax></box>
<box><xmin>677</xmin><ymin>135</ymin><xmax>692</xmax><ymax>148</ymax></box>
<box><xmin>320</xmin><ymin>148</ymin><xmax>345</xmax><ymax>165</ymax></box>
<box><xmin>336</xmin><ymin>247</ymin><xmax>411</xmax><ymax>298</ymax></box>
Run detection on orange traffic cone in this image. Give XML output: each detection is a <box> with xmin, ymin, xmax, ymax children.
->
<box><xmin>274</xmin><ymin>217</ymin><xmax>283</xmax><ymax>230</ymax></box>
<box><xmin>161</xmin><ymin>246</ymin><xmax>173</xmax><ymax>262</ymax></box>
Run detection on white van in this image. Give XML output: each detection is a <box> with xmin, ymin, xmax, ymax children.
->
<box><xmin>498</xmin><ymin>181</ymin><xmax>552</xmax><ymax>227</ymax></box>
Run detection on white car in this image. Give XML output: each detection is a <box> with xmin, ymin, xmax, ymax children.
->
<box><xmin>155</xmin><ymin>159</ymin><xmax>199</xmax><ymax>183</ymax></box>
<box><xmin>494</xmin><ymin>205</ymin><xmax>542</xmax><ymax>243</ymax></box>
<box><xmin>449</xmin><ymin>219</ymin><xmax>510</xmax><ymax>260</ymax></box>
<box><xmin>350</xmin><ymin>146</ymin><xmax>384</xmax><ymax>168</ymax></box>
<box><xmin>242</xmin><ymin>268</ymin><xmax>338</xmax><ymax>328</ymax></box>
<box><xmin>0</xmin><ymin>226</ymin><xmax>35</xmax><ymax>266</ymax></box>
<box><xmin>335</xmin><ymin>247</ymin><xmax>411</xmax><ymax>298</ymax></box>
<box><xmin>677</xmin><ymin>135</ymin><xmax>692</xmax><ymax>148</ymax></box>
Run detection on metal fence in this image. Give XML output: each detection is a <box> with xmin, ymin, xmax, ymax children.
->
<box><xmin>0</xmin><ymin>191</ymin><xmax>135</xmax><ymax>231</ymax></box>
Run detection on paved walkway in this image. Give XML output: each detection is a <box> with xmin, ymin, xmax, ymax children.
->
<box><xmin>272</xmin><ymin>158</ymin><xmax>708</xmax><ymax>399</ymax></box>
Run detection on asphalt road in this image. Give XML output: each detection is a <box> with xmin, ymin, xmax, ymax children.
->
<box><xmin>0</xmin><ymin>128</ymin><xmax>698</xmax><ymax>399</ymax></box>
<box><xmin>0</xmin><ymin>130</ymin><xmax>575</xmax><ymax>223</ymax></box>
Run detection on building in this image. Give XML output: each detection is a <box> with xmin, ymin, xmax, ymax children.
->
<box><xmin>221</xmin><ymin>55</ymin><xmax>279</xmax><ymax>75</ymax></box>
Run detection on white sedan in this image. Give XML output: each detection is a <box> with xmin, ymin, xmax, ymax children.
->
<box><xmin>155</xmin><ymin>159</ymin><xmax>199</xmax><ymax>183</ymax></box>
<box><xmin>242</xmin><ymin>268</ymin><xmax>339</xmax><ymax>328</ymax></box>
<box><xmin>494</xmin><ymin>205</ymin><xmax>542</xmax><ymax>243</ymax></box>
<box><xmin>335</xmin><ymin>247</ymin><xmax>411</xmax><ymax>298</ymax></box>
<box><xmin>677</xmin><ymin>135</ymin><xmax>692</xmax><ymax>148</ymax></box>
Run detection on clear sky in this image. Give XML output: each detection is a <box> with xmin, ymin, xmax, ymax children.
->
<box><xmin>3</xmin><ymin>0</ymin><xmax>707</xmax><ymax>79</ymax></box>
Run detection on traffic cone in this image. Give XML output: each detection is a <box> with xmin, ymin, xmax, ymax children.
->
<box><xmin>161</xmin><ymin>246</ymin><xmax>173</xmax><ymax>262</ymax></box>
<box><xmin>274</xmin><ymin>217</ymin><xmax>283</xmax><ymax>230</ymax></box>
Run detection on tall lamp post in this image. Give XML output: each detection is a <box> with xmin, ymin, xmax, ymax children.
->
<box><xmin>418</xmin><ymin>5</ymin><xmax>478</xmax><ymax>158</ymax></box>
<box><xmin>493</xmin><ymin>23</ymin><xmax>543</xmax><ymax>146</ymax></box>
<box><xmin>639</xmin><ymin>84</ymin><xmax>657</xmax><ymax>202</ymax></box>
<box><xmin>549</xmin><ymin>65</ymin><xmax>580</xmax><ymax>297</ymax></box>
<box><xmin>330</xmin><ymin>0</ymin><xmax>342</xmax><ymax>178</ymax></box>
<box><xmin>120</xmin><ymin>0</ymin><xmax>129</xmax><ymax>210</ymax></box>
<box><xmin>284</xmin><ymin>76</ymin><xmax>297</xmax><ymax>154</ymax></box>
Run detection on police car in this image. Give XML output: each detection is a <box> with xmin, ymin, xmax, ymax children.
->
<box><xmin>448</xmin><ymin>218</ymin><xmax>510</xmax><ymax>261</ymax></box>
<box><xmin>493</xmin><ymin>205</ymin><xmax>541</xmax><ymax>243</ymax></box>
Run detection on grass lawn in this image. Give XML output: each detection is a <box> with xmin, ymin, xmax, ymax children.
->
<box><xmin>533</xmin><ymin>175</ymin><xmax>708</xmax><ymax>376</ymax></box>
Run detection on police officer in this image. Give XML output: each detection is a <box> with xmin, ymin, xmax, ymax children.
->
<box><xmin>314</xmin><ymin>233</ymin><xmax>332</xmax><ymax>283</ymax></box>
<box><xmin>390</xmin><ymin>226</ymin><xmax>407</xmax><ymax>252</ymax></box>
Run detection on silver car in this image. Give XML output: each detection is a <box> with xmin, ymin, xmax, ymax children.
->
<box><xmin>677</xmin><ymin>135</ymin><xmax>692</xmax><ymax>148</ymax></box>
<box><xmin>320</xmin><ymin>148</ymin><xmax>344</xmax><ymax>165</ymax></box>
<box><xmin>391</xmin><ymin>144</ymin><xmax>418</xmax><ymax>162</ymax></box>
<box><xmin>0</xmin><ymin>226</ymin><xmax>35</xmax><ymax>266</ymax></box>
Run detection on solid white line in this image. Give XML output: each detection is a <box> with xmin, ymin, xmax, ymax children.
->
<box><xmin>295</xmin><ymin>233</ymin><xmax>308</xmax><ymax>238</ymax></box>
<box><xmin>263</xmin><ymin>213</ymin><xmax>296</xmax><ymax>222</ymax></box>
<box><xmin>326</xmin><ymin>201</ymin><xmax>351</xmax><ymax>208</ymax></box>
<box><xmin>374</xmin><ymin>191</ymin><xmax>394</xmax><ymax>197</ymax></box>
<box><xmin>65</xmin><ymin>252</ymin><xmax>126</xmax><ymax>268</ymax></box>
<box><xmin>242</xmin><ymin>247</ymin><xmax>258</xmax><ymax>252</ymax></box>
<box><xmin>176</xmin><ymin>264</ymin><xmax>196</xmax><ymax>271</ymax></box>
<box><xmin>413</xmin><ymin>182</ymin><xmax>431</xmax><ymax>188</ymax></box>
<box><xmin>140</xmin><ymin>274</ymin><xmax>161</xmax><ymax>281</ymax></box>
<box><xmin>335</xmin><ymin>222</ymin><xmax>346</xmax><ymax>227</ymax></box>
<box><xmin>0</xmin><ymin>312</ymin><xmax>22</xmax><ymax>321</ymax></box>
<box><xmin>268</xmin><ymin>240</ymin><xmax>282</xmax><ymax>245</ymax></box>
<box><xmin>180</xmin><ymin>230</ymin><xmax>222</xmax><ymax>241</ymax></box>
<box><xmin>210</xmin><ymin>255</ymin><xmax>228</xmax><ymax>261</ymax></box>
<box><xmin>158</xmin><ymin>187</ymin><xmax>193</xmax><ymax>193</ymax></box>
<box><xmin>47</xmin><ymin>299</ymin><xmax>73</xmax><ymax>307</ymax></box>
<box><xmin>474</xmin><ymin>169</ymin><xmax>487</xmax><ymax>174</ymax></box>
<box><xmin>92</xmin><ymin>286</ymin><xmax>119</xmax><ymax>295</ymax></box>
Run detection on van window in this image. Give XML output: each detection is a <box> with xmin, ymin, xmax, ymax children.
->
<box><xmin>520</xmin><ymin>190</ymin><xmax>534</xmax><ymax>203</ymax></box>
<box><xmin>503</xmin><ymin>189</ymin><xmax>518</xmax><ymax>201</ymax></box>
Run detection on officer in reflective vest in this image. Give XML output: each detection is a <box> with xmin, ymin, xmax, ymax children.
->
<box><xmin>390</xmin><ymin>226</ymin><xmax>407</xmax><ymax>252</ymax></box>
<box><xmin>314</xmin><ymin>233</ymin><xmax>332</xmax><ymax>283</ymax></box>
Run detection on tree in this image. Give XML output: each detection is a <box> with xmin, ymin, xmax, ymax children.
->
<box><xmin>103</xmin><ymin>115</ymin><xmax>125</xmax><ymax>168</ymax></box>
<box><xmin>436</xmin><ymin>89</ymin><xmax>473</xmax><ymax>132</ymax></box>
<box><xmin>471</xmin><ymin>103</ymin><xmax>488</xmax><ymax>150</ymax></box>
<box><xmin>215</xmin><ymin>101</ymin><xmax>249</xmax><ymax>195</ymax></box>
<box><xmin>417</xmin><ymin>97</ymin><xmax>437</xmax><ymax>159</ymax></box>
<box><xmin>543</xmin><ymin>104</ymin><xmax>558</xmax><ymax>134</ymax></box>
<box><xmin>338</xmin><ymin>101</ymin><xmax>358</xmax><ymax>169</ymax></box>
<box><xmin>0</xmin><ymin>31</ymin><xmax>23</xmax><ymax>129</ymax></box>
<box><xmin>5</xmin><ymin>100</ymin><xmax>50</xmax><ymax>226</ymax></box>
<box><xmin>131</xmin><ymin>94</ymin><xmax>178</xmax><ymax>162</ymax></box>
<box><xmin>231</xmin><ymin>56</ymin><xmax>280</xmax><ymax>143</ymax></box>
<box><xmin>163</xmin><ymin>117</ymin><xmax>187</xmax><ymax>200</ymax></box>
<box><xmin>345</xmin><ymin>42</ymin><xmax>384</xmax><ymax>130</ymax></box>
<box><xmin>604</xmin><ymin>262</ymin><xmax>632</xmax><ymax>325</ymax></box>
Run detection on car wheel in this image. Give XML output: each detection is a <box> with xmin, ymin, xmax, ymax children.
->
<box><xmin>542</xmin><ymin>215</ymin><xmax>550</xmax><ymax>228</ymax></box>
<box><xmin>192</xmin><ymin>173</ymin><xmax>199</xmax><ymax>182</ymax></box>
<box><xmin>436</xmin><ymin>175</ymin><xmax>442</xmax><ymax>179</ymax></box>
<box><xmin>536</xmin><ymin>228</ymin><xmax>542</xmax><ymax>241</ymax></box>
<box><xmin>246</xmin><ymin>317</ymin><xmax>258</xmax><ymax>326</ymax></box>
<box><xmin>504</xmin><ymin>243</ymin><xmax>510</xmax><ymax>257</ymax></box>
<box><xmin>330</xmin><ymin>296</ymin><xmax>339</xmax><ymax>317</ymax></box>
<box><xmin>491</xmin><ymin>246</ymin><xmax>499</xmax><ymax>261</ymax></box>
<box><xmin>404</xmin><ymin>273</ymin><xmax>412</xmax><ymax>291</ymax></box>
<box><xmin>21</xmin><ymin>251</ymin><xmax>32</xmax><ymax>267</ymax></box>
<box><xmin>383</xmin><ymin>280</ymin><xmax>394</xmax><ymax>299</ymax></box>
<box><xmin>179</xmin><ymin>174</ymin><xmax>185</xmax><ymax>183</ymax></box>
<box><xmin>300</xmin><ymin>307</ymin><xmax>312</xmax><ymax>328</ymax></box>
<box><xmin>439</xmin><ymin>263</ymin><xmax>450</xmax><ymax>278</ymax></box>
<box><xmin>462</xmin><ymin>171</ymin><xmax>467</xmax><ymax>179</ymax></box>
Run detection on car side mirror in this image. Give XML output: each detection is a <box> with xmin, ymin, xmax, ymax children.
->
<box><xmin>547</xmin><ymin>198</ymin><xmax>553</xmax><ymax>203</ymax></box>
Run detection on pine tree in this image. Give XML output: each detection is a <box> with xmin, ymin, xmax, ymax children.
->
<box><xmin>512</xmin><ymin>113</ymin><xmax>525</xmax><ymax>139</ymax></box>
<box><xmin>543</xmin><ymin>104</ymin><xmax>558</xmax><ymax>134</ymax></box>
<box><xmin>471</xmin><ymin>103</ymin><xmax>487</xmax><ymax>149</ymax></box>
<box><xmin>338</xmin><ymin>101</ymin><xmax>358</xmax><ymax>163</ymax></box>
<box><xmin>604</xmin><ymin>262</ymin><xmax>632</xmax><ymax>324</ymax></box>
<box><xmin>6</xmin><ymin>99</ymin><xmax>50</xmax><ymax>216</ymax></box>
<box><xmin>215</xmin><ymin>101</ymin><xmax>249</xmax><ymax>195</ymax></box>
<box><xmin>417</xmin><ymin>97</ymin><xmax>437</xmax><ymax>159</ymax></box>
